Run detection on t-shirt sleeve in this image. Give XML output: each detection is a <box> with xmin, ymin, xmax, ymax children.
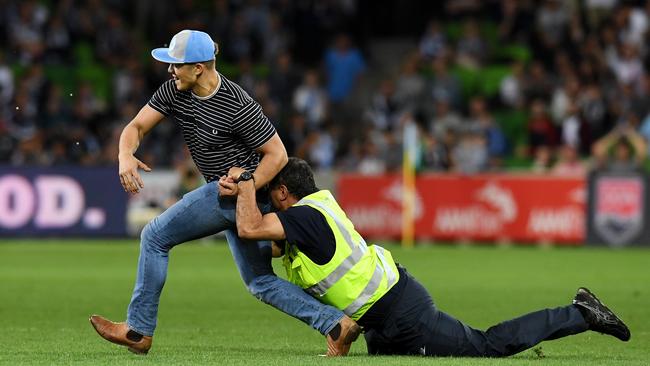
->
<box><xmin>276</xmin><ymin>205</ymin><xmax>336</xmax><ymax>265</ymax></box>
<box><xmin>147</xmin><ymin>80</ymin><xmax>176</xmax><ymax>116</ymax></box>
<box><xmin>232</xmin><ymin>99</ymin><xmax>277</xmax><ymax>150</ymax></box>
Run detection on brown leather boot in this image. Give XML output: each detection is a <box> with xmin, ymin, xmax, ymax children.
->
<box><xmin>89</xmin><ymin>315</ymin><xmax>152</xmax><ymax>354</ymax></box>
<box><xmin>325</xmin><ymin>315</ymin><xmax>361</xmax><ymax>356</ymax></box>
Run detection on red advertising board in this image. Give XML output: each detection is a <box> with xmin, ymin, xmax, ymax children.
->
<box><xmin>337</xmin><ymin>174</ymin><xmax>586</xmax><ymax>244</ymax></box>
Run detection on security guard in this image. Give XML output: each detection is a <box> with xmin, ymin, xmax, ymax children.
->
<box><xmin>226</xmin><ymin>158</ymin><xmax>631</xmax><ymax>357</ymax></box>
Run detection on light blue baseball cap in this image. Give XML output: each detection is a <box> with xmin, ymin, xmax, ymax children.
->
<box><xmin>151</xmin><ymin>30</ymin><xmax>217</xmax><ymax>64</ymax></box>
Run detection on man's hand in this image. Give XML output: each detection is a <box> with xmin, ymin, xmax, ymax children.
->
<box><xmin>227</xmin><ymin>167</ymin><xmax>246</xmax><ymax>181</ymax></box>
<box><xmin>218</xmin><ymin>175</ymin><xmax>238</xmax><ymax>197</ymax></box>
<box><xmin>118</xmin><ymin>154</ymin><xmax>151</xmax><ymax>194</ymax></box>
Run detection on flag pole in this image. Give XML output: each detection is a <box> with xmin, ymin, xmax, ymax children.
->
<box><xmin>402</xmin><ymin>120</ymin><xmax>417</xmax><ymax>248</ymax></box>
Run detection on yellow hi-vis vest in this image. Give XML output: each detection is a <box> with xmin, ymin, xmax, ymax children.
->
<box><xmin>282</xmin><ymin>190</ymin><xmax>399</xmax><ymax>320</ymax></box>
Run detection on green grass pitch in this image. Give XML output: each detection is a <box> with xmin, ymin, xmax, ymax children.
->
<box><xmin>0</xmin><ymin>240</ymin><xmax>648</xmax><ymax>365</ymax></box>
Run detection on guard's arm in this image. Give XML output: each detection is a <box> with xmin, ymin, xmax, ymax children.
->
<box><xmin>235</xmin><ymin>179</ymin><xmax>287</xmax><ymax>241</ymax></box>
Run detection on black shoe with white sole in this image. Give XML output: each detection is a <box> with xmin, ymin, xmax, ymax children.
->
<box><xmin>573</xmin><ymin>287</ymin><xmax>631</xmax><ymax>342</ymax></box>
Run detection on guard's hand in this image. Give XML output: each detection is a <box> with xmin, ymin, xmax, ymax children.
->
<box><xmin>118</xmin><ymin>154</ymin><xmax>152</xmax><ymax>194</ymax></box>
<box><xmin>218</xmin><ymin>175</ymin><xmax>238</xmax><ymax>196</ymax></box>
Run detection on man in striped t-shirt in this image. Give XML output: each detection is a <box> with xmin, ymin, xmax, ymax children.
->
<box><xmin>89</xmin><ymin>30</ymin><xmax>356</xmax><ymax>356</ymax></box>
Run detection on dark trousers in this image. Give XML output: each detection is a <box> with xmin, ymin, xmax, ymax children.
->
<box><xmin>364</xmin><ymin>269</ymin><xmax>589</xmax><ymax>357</ymax></box>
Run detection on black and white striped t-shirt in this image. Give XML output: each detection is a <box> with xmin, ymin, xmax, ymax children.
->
<box><xmin>148</xmin><ymin>75</ymin><xmax>276</xmax><ymax>182</ymax></box>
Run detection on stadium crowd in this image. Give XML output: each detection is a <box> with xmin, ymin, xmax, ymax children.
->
<box><xmin>1</xmin><ymin>0</ymin><xmax>649</xmax><ymax>178</ymax></box>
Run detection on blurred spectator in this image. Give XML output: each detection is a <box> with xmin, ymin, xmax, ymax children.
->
<box><xmin>8</xmin><ymin>1</ymin><xmax>48</xmax><ymax>64</ymax></box>
<box><xmin>72</xmin><ymin>82</ymin><xmax>106</xmax><ymax>129</ymax></box>
<box><xmin>241</xmin><ymin>0</ymin><xmax>271</xmax><ymax>41</ymax></box>
<box><xmin>615</xmin><ymin>3</ymin><xmax>648</xmax><ymax>49</ymax></box>
<box><xmin>42</xmin><ymin>84</ymin><xmax>71</xmax><ymax>132</ymax></box>
<box><xmin>524</xmin><ymin>62</ymin><xmax>554</xmax><ymax>103</ymax></box>
<box><xmin>585</xmin><ymin>0</ymin><xmax>619</xmax><ymax>29</ymax></box>
<box><xmin>43</xmin><ymin>11</ymin><xmax>71</xmax><ymax>64</ymax></box>
<box><xmin>527</xmin><ymin>99</ymin><xmax>558</xmax><ymax>156</ymax></box>
<box><xmin>282</xmin><ymin>112</ymin><xmax>309</xmax><ymax>157</ymax></box>
<box><xmin>380</xmin><ymin>128</ymin><xmax>403</xmax><ymax>173</ymax></box>
<box><xmin>268</xmin><ymin>51</ymin><xmax>301</xmax><ymax>115</ymax></box>
<box><xmin>338</xmin><ymin>140</ymin><xmax>363</xmax><ymax>172</ymax></box>
<box><xmin>608</xmin><ymin>43</ymin><xmax>644</xmax><ymax>90</ymax></box>
<box><xmin>592</xmin><ymin>124</ymin><xmax>647</xmax><ymax>172</ymax></box>
<box><xmin>535</xmin><ymin>0</ymin><xmax>570</xmax><ymax>65</ymax></box>
<box><xmin>420</xmin><ymin>131</ymin><xmax>450</xmax><ymax>171</ymax></box>
<box><xmin>365</xmin><ymin>78</ymin><xmax>401</xmax><ymax>131</ymax></box>
<box><xmin>11</xmin><ymin>135</ymin><xmax>47</xmax><ymax>165</ymax></box>
<box><xmin>579</xmin><ymin>84</ymin><xmax>609</xmax><ymax>139</ymax></box>
<box><xmin>8</xmin><ymin>87</ymin><xmax>38</xmax><ymax>141</ymax></box>
<box><xmin>560</xmin><ymin>100</ymin><xmax>590</xmax><ymax>154</ymax></box>
<box><xmin>451</xmin><ymin>129</ymin><xmax>487</xmax><ymax>174</ymax></box>
<box><xmin>96</xmin><ymin>10</ymin><xmax>131</xmax><ymax>67</ymax></box>
<box><xmin>429</xmin><ymin>56</ymin><xmax>461</xmax><ymax>110</ymax></box>
<box><xmin>445</xmin><ymin>0</ymin><xmax>483</xmax><ymax>18</ymax></box>
<box><xmin>262</xmin><ymin>12</ymin><xmax>290</xmax><ymax>63</ymax></box>
<box><xmin>224</xmin><ymin>13</ymin><xmax>253</xmax><ymax>62</ymax></box>
<box><xmin>531</xmin><ymin>144</ymin><xmax>553</xmax><ymax>174</ymax></box>
<box><xmin>207</xmin><ymin>0</ymin><xmax>230</xmax><ymax>45</ymax></box>
<box><xmin>467</xmin><ymin>97</ymin><xmax>507</xmax><ymax>168</ymax></box>
<box><xmin>113</xmin><ymin>57</ymin><xmax>146</xmax><ymax>107</ymax></box>
<box><xmin>394</xmin><ymin>54</ymin><xmax>425</xmax><ymax>112</ymax></box>
<box><xmin>292</xmin><ymin>70</ymin><xmax>328</xmax><ymax>129</ymax></box>
<box><xmin>429</xmin><ymin>97</ymin><xmax>462</xmax><ymax>140</ymax></box>
<box><xmin>551</xmin><ymin>76</ymin><xmax>581</xmax><ymax>124</ymax></box>
<box><xmin>553</xmin><ymin>52</ymin><xmax>577</xmax><ymax>88</ymax></box>
<box><xmin>324</xmin><ymin>34</ymin><xmax>365</xmax><ymax>103</ymax></box>
<box><xmin>552</xmin><ymin>144</ymin><xmax>587</xmax><ymax>176</ymax></box>
<box><xmin>298</xmin><ymin>125</ymin><xmax>338</xmax><ymax>170</ymax></box>
<box><xmin>500</xmin><ymin>61</ymin><xmax>526</xmax><ymax>109</ymax></box>
<box><xmin>236</xmin><ymin>58</ymin><xmax>257</xmax><ymax>97</ymax></box>
<box><xmin>418</xmin><ymin>20</ymin><xmax>448</xmax><ymax>61</ymax></box>
<box><xmin>455</xmin><ymin>19</ymin><xmax>487</xmax><ymax>69</ymax></box>
<box><xmin>0</xmin><ymin>52</ymin><xmax>14</xmax><ymax>106</ymax></box>
<box><xmin>22</xmin><ymin>63</ymin><xmax>48</xmax><ymax>111</ymax></box>
<box><xmin>357</xmin><ymin>139</ymin><xmax>386</xmax><ymax>175</ymax></box>
<box><xmin>497</xmin><ymin>0</ymin><xmax>533</xmax><ymax>44</ymax></box>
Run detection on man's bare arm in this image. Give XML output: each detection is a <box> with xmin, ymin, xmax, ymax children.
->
<box><xmin>236</xmin><ymin>179</ymin><xmax>286</xmax><ymax>241</ymax></box>
<box><xmin>219</xmin><ymin>133</ymin><xmax>287</xmax><ymax>197</ymax></box>
<box><xmin>118</xmin><ymin>105</ymin><xmax>164</xmax><ymax>193</ymax></box>
<box><xmin>252</xmin><ymin>133</ymin><xmax>288</xmax><ymax>190</ymax></box>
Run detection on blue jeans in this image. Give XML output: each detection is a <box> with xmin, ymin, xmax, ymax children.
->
<box><xmin>126</xmin><ymin>182</ymin><xmax>344</xmax><ymax>336</ymax></box>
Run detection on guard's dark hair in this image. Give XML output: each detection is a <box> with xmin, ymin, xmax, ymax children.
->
<box><xmin>269</xmin><ymin>157</ymin><xmax>318</xmax><ymax>199</ymax></box>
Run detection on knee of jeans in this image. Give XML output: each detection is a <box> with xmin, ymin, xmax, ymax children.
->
<box><xmin>246</xmin><ymin>274</ymin><xmax>277</xmax><ymax>302</ymax></box>
<box><xmin>140</xmin><ymin>219</ymin><xmax>171</xmax><ymax>254</ymax></box>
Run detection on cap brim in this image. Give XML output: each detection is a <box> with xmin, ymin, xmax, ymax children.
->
<box><xmin>151</xmin><ymin>48</ymin><xmax>183</xmax><ymax>63</ymax></box>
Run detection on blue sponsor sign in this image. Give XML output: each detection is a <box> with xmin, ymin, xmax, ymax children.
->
<box><xmin>0</xmin><ymin>166</ymin><xmax>127</xmax><ymax>237</ymax></box>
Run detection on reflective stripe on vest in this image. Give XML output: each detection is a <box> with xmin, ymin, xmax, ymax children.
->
<box><xmin>375</xmin><ymin>245</ymin><xmax>397</xmax><ymax>285</ymax></box>
<box><xmin>343</xmin><ymin>247</ymin><xmax>399</xmax><ymax>316</ymax></box>
<box><xmin>298</xmin><ymin>198</ymin><xmax>368</xmax><ymax>249</ymax></box>
<box><xmin>305</xmin><ymin>244</ymin><xmax>364</xmax><ymax>297</ymax></box>
<box><xmin>298</xmin><ymin>197</ymin><xmax>368</xmax><ymax>297</ymax></box>
<box><xmin>299</xmin><ymin>196</ymin><xmax>398</xmax><ymax>303</ymax></box>
<box><xmin>344</xmin><ymin>263</ymin><xmax>384</xmax><ymax>316</ymax></box>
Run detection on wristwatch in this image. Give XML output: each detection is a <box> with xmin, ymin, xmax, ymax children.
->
<box><xmin>237</xmin><ymin>170</ymin><xmax>254</xmax><ymax>183</ymax></box>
